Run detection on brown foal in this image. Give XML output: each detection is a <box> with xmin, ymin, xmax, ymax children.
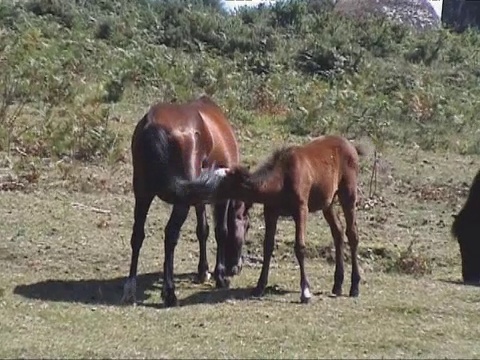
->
<box><xmin>206</xmin><ymin>135</ymin><xmax>365</xmax><ymax>303</ymax></box>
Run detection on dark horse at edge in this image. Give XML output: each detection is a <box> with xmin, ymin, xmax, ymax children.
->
<box><xmin>452</xmin><ymin>169</ymin><xmax>480</xmax><ymax>285</ymax></box>
<box><xmin>121</xmin><ymin>95</ymin><xmax>250</xmax><ymax>307</ymax></box>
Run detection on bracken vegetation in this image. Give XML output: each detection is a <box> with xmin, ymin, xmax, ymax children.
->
<box><xmin>0</xmin><ymin>0</ymin><xmax>479</xmax><ymax>165</ymax></box>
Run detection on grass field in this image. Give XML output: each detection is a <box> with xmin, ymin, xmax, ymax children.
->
<box><xmin>1</xmin><ymin>117</ymin><xmax>480</xmax><ymax>359</ymax></box>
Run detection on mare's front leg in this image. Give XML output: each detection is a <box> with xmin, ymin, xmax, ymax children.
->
<box><xmin>213</xmin><ymin>200</ymin><xmax>230</xmax><ymax>288</ymax></box>
<box><xmin>122</xmin><ymin>193</ymin><xmax>154</xmax><ymax>304</ymax></box>
<box><xmin>294</xmin><ymin>204</ymin><xmax>311</xmax><ymax>304</ymax></box>
<box><xmin>252</xmin><ymin>206</ymin><xmax>278</xmax><ymax>298</ymax></box>
<box><xmin>161</xmin><ymin>204</ymin><xmax>190</xmax><ymax>307</ymax></box>
<box><xmin>195</xmin><ymin>204</ymin><xmax>211</xmax><ymax>283</ymax></box>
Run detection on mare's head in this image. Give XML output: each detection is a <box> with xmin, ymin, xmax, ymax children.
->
<box><xmin>209</xmin><ymin>166</ymin><xmax>255</xmax><ymax>277</ymax></box>
<box><xmin>451</xmin><ymin>170</ymin><xmax>480</xmax><ymax>285</ymax></box>
<box><xmin>225</xmin><ymin>199</ymin><xmax>252</xmax><ymax>277</ymax></box>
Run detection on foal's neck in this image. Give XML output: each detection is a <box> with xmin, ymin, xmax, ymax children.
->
<box><xmin>242</xmin><ymin>169</ymin><xmax>283</xmax><ymax>204</ymax></box>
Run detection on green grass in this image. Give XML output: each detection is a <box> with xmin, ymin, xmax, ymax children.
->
<box><xmin>1</xmin><ymin>132</ymin><xmax>480</xmax><ymax>358</ymax></box>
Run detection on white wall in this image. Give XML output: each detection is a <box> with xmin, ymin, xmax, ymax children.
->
<box><xmin>426</xmin><ymin>0</ymin><xmax>444</xmax><ymax>18</ymax></box>
<box><xmin>223</xmin><ymin>0</ymin><xmax>277</xmax><ymax>12</ymax></box>
<box><xmin>223</xmin><ymin>0</ymin><xmax>444</xmax><ymax>18</ymax></box>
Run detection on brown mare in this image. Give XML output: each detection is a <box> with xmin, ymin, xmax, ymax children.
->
<box><xmin>207</xmin><ymin>135</ymin><xmax>365</xmax><ymax>303</ymax></box>
<box><xmin>451</xmin><ymin>169</ymin><xmax>480</xmax><ymax>285</ymax></box>
<box><xmin>121</xmin><ymin>95</ymin><xmax>250</xmax><ymax>307</ymax></box>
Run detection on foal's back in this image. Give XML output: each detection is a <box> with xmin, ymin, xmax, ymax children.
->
<box><xmin>286</xmin><ymin>135</ymin><xmax>362</xmax><ymax>212</ymax></box>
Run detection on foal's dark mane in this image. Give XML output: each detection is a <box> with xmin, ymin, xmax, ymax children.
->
<box><xmin>246</xmin><ymin>145</ymin><xmax>295</xmax><ymax>187</ymax></box>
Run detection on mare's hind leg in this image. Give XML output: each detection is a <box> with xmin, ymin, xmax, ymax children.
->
<box><xmin>213</xmin><ymin>200</ymin><xmax>230</xmax><ymax>288</ymax></box>
<box><xmin>338</xmin><ymin>185</ymin><xmax>361</xmax><ymax>297</ymax></box>
<box><xmin>195</xmin><ymin>204</ymin><xmax>211</xmax><ymax>283</ymax></box>
<box><xmin>122</xmin><ymin>193</ymin><xmax>155</xmax><ymax>304</ymax></box>
<box><xmin>322</xmin><ymin>205</ymin><xmax>346</xmax><ymax>297</ymax></box>
<box><xmin>161</xmin><ymin>204</ymin><xmax>190</xmax><ymax>307</ymax></box>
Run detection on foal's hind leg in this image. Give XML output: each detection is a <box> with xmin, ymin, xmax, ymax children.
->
<box><xmin>195</xmin><ymin>204</ymin><xmax>211</xmax><ymax>283</ymax></box>
<box><xmin>161</xmin><ymin>204</ymin><xmax>190</xmax><ymax>307</ymax></box>
<box><xmin>338</xmin><ymin>185</ymin><xmax>361</xmax><ymax>297</ymax></box>
<box><xmin>122</xmin><ymin>193</ymin><xmax>154</xmax><ymax>304</ymax></box>
<box><xmin>213</xmin><ymin>200</ymin><xmax>230</xmax><ymax>288</ymax></box>
<box><xmin>322</xmin><ymin>205</ymin><xmax>346</xmax><ymax>297</ymax></box>
<box><xmin>294</xmin><ymin>204</ymin><xmax>312</xmax><ymax>304</ymax></box>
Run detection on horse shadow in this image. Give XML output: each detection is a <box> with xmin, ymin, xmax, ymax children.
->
<box><xmin>13</xmin><ymin>271</ymin><xmax>193</xmax><ymax>306</ymax></box>
<box><xmin>438</xmin><ymin>279</ymin><xmax>480</xmax><ymax>287</ymax></box>
<box><xmin>13</xmin><ymin>272</ymin><xmax>299</xmax><ymax>308</ymax></box>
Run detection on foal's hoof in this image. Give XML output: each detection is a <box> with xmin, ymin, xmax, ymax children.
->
<box><xmin>349</xmin><ymin>288</ymin><xmax>359</xmax><ymax>297</ymax></box>
<box><xmin>300</xmin><ymin>295</ymin><xmax>311</xmax><ymax>304</ymax></box>
<box><xmin>251</xmin><ymin>286</ymin><xmax>264</xmax><ymax>298</ymax></box>
<box><xmin>215</xmin><ymin>276</ymin><xmax>231</xmax><ymax>289</ymax></box>
<box><xmin>300</xmin><ymin>287</ymin><xmax>312</xmax><ymax>304</ymax></box>
<box><xmin>195</xmin><ymin>271</ymin><xmax>211</xmax><ymax>284</ymax></box>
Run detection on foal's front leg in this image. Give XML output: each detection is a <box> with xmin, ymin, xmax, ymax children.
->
<box><xmin>294</xmin><ymin>204</ymin><xmax>311</xmax><ymax>304</ymax></box>
<box><xmin>252</xmin><ymin>206</ymin><xmax>278</xmax><ymax>297</ymax></box>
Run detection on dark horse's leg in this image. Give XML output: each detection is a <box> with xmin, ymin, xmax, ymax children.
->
<box><xmin>122</xmin><ymin>193</ymin><xmax>155</xmax><ymax>304</ymax></box>
<box><xmin>195</xmin><ymin>204</ymin><xmax>210</xmax><ymax>283</ymax></box>
<box><xmin>252</xmin><ymin>206</ymin><xmax>278</xmax><ymax>298</ymax></box>
<box><xmin>161</xmin><ymin>204</ymin><xmax>190</xmax><ymax>307</ymax></box>
<box><xmin>213</xmin><ymin>200</ymin><xmax>231</xmax><ymax>288</ymax></box>
<box><xmin>338</xmin><ymin>184</ymin><xmax>361</xmax><ymax>297</ymax></box>
<box><xmin>323</xmin><ymin>205</ymin><xmax>345</xmax><ymax>297</ymax></box>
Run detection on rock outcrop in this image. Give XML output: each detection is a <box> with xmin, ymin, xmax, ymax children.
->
<box><xmin>333</xmin><ymin>0</ymin><xmax>440</xmax><ymax>31</ymax></box>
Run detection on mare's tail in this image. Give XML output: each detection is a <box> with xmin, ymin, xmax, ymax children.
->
<box><xmin>141</xmin><ymin>123</ymin><xmax>222</xmax><ymax>205</ymax></box>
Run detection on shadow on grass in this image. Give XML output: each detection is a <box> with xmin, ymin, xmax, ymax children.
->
<box><xmin>13</xmin><ymin>273</ymin><xmax>309</xmax><ymax>308</ymax></box>
<box><xmin>13</xmin><ymin>271</ymin><xmax>195</xmax><ymax>306</ymax></box>
<box><xmin>438</xmin><ymin>279</ymin><xmax>480</xmax><ymax>287</ymax></box>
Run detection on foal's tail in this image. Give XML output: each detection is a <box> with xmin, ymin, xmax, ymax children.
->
<box><xmin>141</xmin><ymin>123</ymin><xmax>220</xmax><ymax>205</ymax></box>
<box><xmin>354</xmin><ymin>143</ymin><xmax>367</xmax><ymax>157</ymax></box>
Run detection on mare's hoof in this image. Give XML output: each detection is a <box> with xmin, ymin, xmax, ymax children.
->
<box><xmin>215</xmin><ymin>276</ymin><xmax>231</xmax><ymax>289</ymax></box>
<box><xmin>120</xmin><ymin>294</ymin><xmax>135</xmax><ymax>305</ymax></box>
<box><xmin>332</xmin><ymin>286</ymin><xmax>342</xmax><ymax>297</ymax></box>
<box><xmin>162</xmin><ymin>292</ymin><xmax>178</xmax><ymax>308</ymax></box>
<box><xmin>349</xmin><ymin>288</ymin><xmax>359</xmax><ymax>297</ymax></box>
<box><xmin>228</xmin><ymin>265</ymin><xmax>242</xmax><ymax>277</ymax></box>
<box><xmin>251</xmin><ymin>286</ymin><xmax>264</xmax><ymax>298</ymax></box>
